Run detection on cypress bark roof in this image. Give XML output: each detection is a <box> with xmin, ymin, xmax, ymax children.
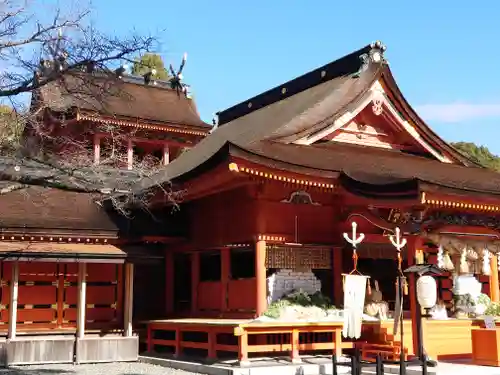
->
<box><xmin>36</xmin><ymin>73</ymin><xmax>211</xmax><ymax>130</ymax></box>
<box><xmin>136</xmin><ymin>42</ymin><xmax>495</xmax><ymax>197</ymax></box>
<box><xmin>135</xmin><ymin>45</ymin><xmax>382</xmax><ymax>189</ymax></box>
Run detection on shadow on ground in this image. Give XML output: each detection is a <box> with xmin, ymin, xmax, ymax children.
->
<box><xmin>0</xmin><ymin>369</ymin><xmax>74</xmax><ymax>375</ymax></box>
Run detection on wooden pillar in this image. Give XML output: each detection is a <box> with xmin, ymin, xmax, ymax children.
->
<box><xmin>93</xmin><ymin>135</ymin><xmax>100</xmax><ymax>165</ymax></box>
<box><xmin>165</xmin><ymin>250</ymin><xmax>174</xmax><ymax>315</ymax></box>
<box><xmin>8</xmin><ymin>261</ymin><xmax>19</xmax><ymax>340</ymax></box>
<box><xmin>124</xmin><ymin>263</ymin><xmax>134</xmax><ymax>337</ymax></box>
<box><xmin>163</xmin><ymin>144</ymin><xmax>170</xmax><ymax>165</ymax></box>
<box><xmin>490</xmin><ymin>255</ymin><xmax>499</xmax><ymax>303</ymax></box>
<box><xmin>332</xmin><ymin>247</ymin><xmax>343</xmax><ymax>307</ymax></box>
<box><xmin>255</xmin><ymin>240</ymin><xmax>267</xmax><ymax>317</ymax></box>
<box><xmin>127</xmin><ymin>139</ymin><xmax>133</xmax><ymax>170</ymax></box>
<box><xmin>290</xmin><ymin>329</ymin><xmax>301</xmax><ymax>363</ymax></box>
<box><xmin>77</xmin><ymin>262</ymin><xmax>87</xmax><ymax>339</ymax></box>
<box><xmin>191</xmin><ymin>252</ymin><xmax>199</xmax><ymax>314</ymax></box>
<box><xmin>220</xmin><ymin>248</ymin><xmax>230</xmax><ymax>313</ymax></box>
<box><xmin>334</xmin><ymin>327</ymin><xmax>342</xmax><ymax>358</ymax></box>
<box><xmin>207</xmin><ymin>329</ymin><xmax>216</xmax><ymax>359</ymax></box>
<box><xmin>238</xmin><ymin>332</ymin><xmax>249</xmax><ymax>365</ymax></box>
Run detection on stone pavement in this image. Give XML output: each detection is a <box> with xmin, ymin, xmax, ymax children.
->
<box><xmin>4</xmin><ymin>360</ymin><xmax>500</xmax><ymax>375</ymax></box>
<box><xmin>429</xmin><ymin>360</ymin><xmax>500</xmax><ymax>375</ymax></box>
<box><xmin>141</xmin><ymin>355</ymin><xmax>500</xmax><ymax>375</ymax></box>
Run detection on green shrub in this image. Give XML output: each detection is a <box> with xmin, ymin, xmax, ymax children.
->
<box><xmin>262</xmin><ymin>289</ymin><xmax>335</xmax><ymax>318</ymax></box>
<box><xmin>485</xmin><ymin>302</ymin><xmax>500</xmax><ymax>317</ymax></box>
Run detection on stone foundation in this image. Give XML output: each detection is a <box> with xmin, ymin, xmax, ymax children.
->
<box><xmin>4</xmin><ymin>334</ymin><xmax>138</xmax><ymax>365</ymax></box>
<box><xmin>6</xmin><ymin>336</ymin><xmax>74</xmax><ymax>365</ymax></box>
<box><xmin>267</xmin><ymin>269</ymin><xmax>322</xmax><ymax>303</ymax></box>
<box><xmin>76</xmin><ymin>335</ymin><xmax>138</xmax><ymax>363</ymax></box>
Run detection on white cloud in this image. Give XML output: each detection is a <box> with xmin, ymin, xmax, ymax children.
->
<box><xmin>415</xmin><ymin>102</ymin><xmax>500</xmax><ymax>123</ymax></box>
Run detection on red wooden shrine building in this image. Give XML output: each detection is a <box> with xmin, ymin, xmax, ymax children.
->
<box><xmin>140</xmin><ymin>42</ymin><xmax>500</xmax><ymax>362</ymax></box>
<box><xmin>0</xmin><ymin>68</ymin><xmax>210</xmax><ymax>365</ymax></box>
<box><xmin>4</xmin><ymin>41</ymin><xmax>500</xmax><ymax>366</ymax></box>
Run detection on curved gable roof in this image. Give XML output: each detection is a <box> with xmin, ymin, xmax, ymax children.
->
<box><xmin>135</xmin><ymin>42</ymin><xmax>485</xmax><ymax>193</ymax></box>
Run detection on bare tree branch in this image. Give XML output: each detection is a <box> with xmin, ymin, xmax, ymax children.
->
<box><xmin>0</xmin><ymin>0</ymin><xmax>180</xmax><ymax>215</ymax></box>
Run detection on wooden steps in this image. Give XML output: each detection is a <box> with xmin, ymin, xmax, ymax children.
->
<box><xmin>359</xmin><ymin>321</ymin><xmax>412</xmax><ymax>362</ymax></box>
<box><xmin>363</xmin><ymin>319</ymin><xmax>479</xmax><ymax>360</ymax></box>
<box><xmin>360</xmin><ymin>342</ymin><xmax>405</xmax><ymax>362</ymax></box>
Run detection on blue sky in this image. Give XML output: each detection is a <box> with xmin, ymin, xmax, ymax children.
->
<box><xmin>91</xmin><ymin>1</ymin><xmax>500</xmax><ymax>153</ymax></box>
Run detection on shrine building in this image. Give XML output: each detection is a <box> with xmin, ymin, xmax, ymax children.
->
<box><xmin>0</xmin><ymin>65</ymin><xmax>210</xmax><ymax>365</ymax></box>
<box><xmin>139</xmin><ymin>42</ymin><xmax>500</xmax><ymax>363</ymax></box>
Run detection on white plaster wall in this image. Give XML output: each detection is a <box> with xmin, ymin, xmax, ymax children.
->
<box><xmin>267</xmin><ymin>269</ymin><xmax>322</xmax><ymax>303</ymax></box>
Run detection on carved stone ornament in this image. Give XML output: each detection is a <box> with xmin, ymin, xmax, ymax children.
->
<box><xmin>281</xmin><ymin>190</ymin><xmax>320</xmax><ymax>205</ymax></box>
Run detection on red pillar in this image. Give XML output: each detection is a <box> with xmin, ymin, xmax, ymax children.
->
<box><xmin>165</xmin><ymin>250</ymin><xmax>174</xmax><ymax>315</ymax></box>
<box><xmin>490</xmin><ymin>255</ymin><xmax>499</xmax><ymax>303</ymax></box>
<box><xmin>220</xmin><ymin>247</ymin><xmax>230</xmax><ymax>313</ymax></box>
<box><xmin>255</xmin><ymin>240</ymin><xmax>267</xmax><ymax>317</ymax></box>
<box><xmin>191</xmin><ymin>252</ymin><xmax>199</xmax><ymax>314</ymax></box>
<box><xmin>332</xmin><ymin>247</ymin><xmax>343</xmax><ymax>307</ymax></box>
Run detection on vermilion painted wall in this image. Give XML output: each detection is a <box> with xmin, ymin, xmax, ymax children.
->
<box><xmin>188</xmin><ymin>186</ymin><xmax>258</xmax><ymax>247</ymax></box>
<box><xmin>188</xmin><ymin>183</ymin><xmax>340</xmax><ymax>248</ymax></box>
<box><xmin>183</xmin><ymin>183</ymin><xmax>341</xmax><ymax>317</ymax></box>
<box><xmin>0</xmin><ymin>261</ymin><xmax>123</xmax><ymax>332</ymax></box>
<box><xmin>227</xmin><ymin>279</ymin><xmax>256</xmax><ymax>311</ymax></box>
<box><xmin>197</xmin><ymin>281</ymin><xmax>222</xmax><ymax>310</ymax></box>
<box><xmin>257</xmin><ymin>183</ymin><xmax>339</xmax><ymax>243</ymax></box>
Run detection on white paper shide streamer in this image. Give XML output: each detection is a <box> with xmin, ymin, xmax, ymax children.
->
<box><xmin>342</xmin><ymin>221</ymin><xmax>367</xmax><ymax>339</ymax></box>
<box><xmin>482</xmin><ymin>249</ymin><xmax>491</xmax><ymax>276</ymax></box>
<box><xmin>342</xmin><ymin>275</ymin><xmax>367</xmax><ymax>339</ymax></box>
<box><xmin>437</xmin><ymin>245</ymin><xmax>444</xmax><ymax>269</ymax></box>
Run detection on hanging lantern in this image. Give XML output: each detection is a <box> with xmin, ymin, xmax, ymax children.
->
<box><xmin>416</xmin><ymin>275</ymin><xmax>437</xmax><ymax>309</ymax></box>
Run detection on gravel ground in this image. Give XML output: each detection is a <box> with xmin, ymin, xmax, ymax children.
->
<box><xmin>5</xmin><ymin>360</ymin><xmax>500</xmax><ymax>375</ymax></box>
<box><xmin>0</xmin><ymin>362</ymin><xmax>201</xmax><ymax>375</ymax></box>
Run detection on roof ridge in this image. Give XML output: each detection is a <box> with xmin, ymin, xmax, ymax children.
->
<box><xmin>216</xmin><ymin>42</ymin><xmax>387</xmax><ymax>126</ymax></box>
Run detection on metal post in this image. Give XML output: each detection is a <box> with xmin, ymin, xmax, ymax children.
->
<box><xmin>375</xmin><ymin>353</ymin><xmax>383</xmax><ymax>375</ymax></box>
<box><xmin>350</xmin><ymin>354</ymin><xmax>357</xmax><ymax>375</ymax></box>
<box><xmin>332</xmin><ymin>353</ymin><xmax>338</xmax><ymax>375</ymax></box>
<box><xmin>399</xmin><ymin>277</ymin><xmax>406</xmax><ymax>375</ymax></box>
<box><xmin>422</xmin><ymin>353</ymin><xmax>428</xmax><ymax>375</ymax></box>
<box><xmin>411</xmin><ymin>273</ymin><xmax>424</xmax><ymax>359</ymax></box>
<box><xmin>355</xmin><ymin>348</ymin><xmax>361</xmax><ymax>375</ymax></box>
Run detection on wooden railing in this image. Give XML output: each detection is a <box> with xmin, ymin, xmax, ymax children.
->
<box><xmin>233</xmin><ymin>321</ymin><xmax>348</xmax><ymax>363</ymax></box>
<box><xmin>146</xmin><ymin>319</ymin><xmax>352</xmax><ymax>363</ymax></box>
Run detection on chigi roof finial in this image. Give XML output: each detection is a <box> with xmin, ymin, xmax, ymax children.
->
<box><xmin>369</xmin><ymin>40</ymin><xmax>387</xmax><ymax>64</ymax></box>
<box><xmin>210</xmin><ymin>112</ymin><xmax>219</xmax><ymax>133</ymax></box>
<box><xmin>352</xmin><ymin>40</ymin><xmax>388</xmax><ymax>79</ymax></box>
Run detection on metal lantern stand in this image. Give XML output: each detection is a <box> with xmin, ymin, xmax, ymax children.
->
<box><xmin>389</xmin><ymin>227</ymin><xmax>407</xmax><ymax>375</ymax></box>
<box><xmin>404</xmin><ymin>263</ymin><xmax>443</xmax><ymax>374</ymax></box>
